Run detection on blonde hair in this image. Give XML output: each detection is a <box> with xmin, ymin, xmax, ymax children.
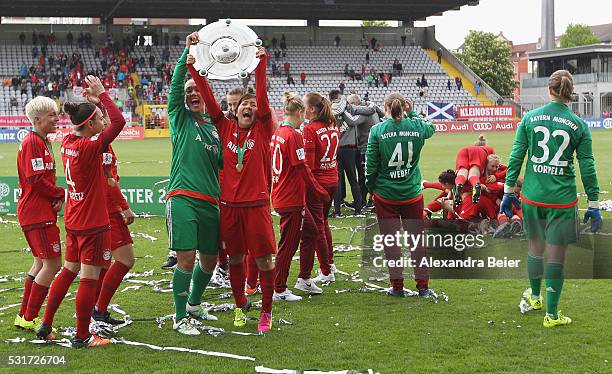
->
<box><xmin>25</xmin><ymin>96</ymin><xmax>58</xmax><ymax>125</ymax></box>
<box><xmin>487</xmin><ymin>154</ymin><xmax>500</xmax><ymax>163</ymax></box>
<box><xmin>283</xmin><ymin>92</ymin><xmax>305</xmax><ymax>115</ymax></box>
<box><xmin>384</xmin><ymin>92</ymin><xmax>405</xmax><ymax>122</ymax></box>
<box><xmin>548</xmin><ymin>70</ymin><xmax>574</xmax><ymax>102</ymax></box>
<box><xmin>474</xmin><ymin>134</ymin><xmax>487</xmax><ymax>146</ymax></box>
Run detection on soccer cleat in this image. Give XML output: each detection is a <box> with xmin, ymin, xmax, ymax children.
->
<box><xmin>257</xmin><ymin>312</ymin><xmax>272</xmax><ymax>333</ymax></box>
<box><xmin>35</xmin><ymin>322</ymin><xmax>57</xmax><ymax>340</ymax></box>
<box><xmin>173</xmin><ymin>317</ymin><xmax>201</xmax><ymax>335</ymax></box>
<box><xmin>16</xmin><ymin>316</ymin><xmax>40</xmax><ymax>331</ymax></box>
<box><xmin>233</xmin><ymin>300</ymin><xmax>251</xmax><ymax>328</ymax></box>
<box><xmin>386</xmin><ymin>288</ymin><xmax>405</xmax><ymax>297</ymax></box>
<box><xmin>543</xmin><ymin>311</ymin><xmax>572</xmax><ymax>328</ymax></box>
<box><xmin>472</xmin><ymin>182</ymin><xmax>482</xmax><ymax>203</ymax></box>
<box><xmin>523</xmin><ymin>289</ymin><xmax>543</xmax><ymax>310</ymax></box>
<box><xmin>273</xmin><ymin>289</ymin><xmax>303</xmax><ymax>302</ymax></box>
<box><xmin>92</xmin><ymin>309</ymin><xmax>124</xmax><ymax>325</ymax></box>
<box><xmin>245</xmin><ymin>284</ymin><xmax>259</xmax><ymax>296</ymax></box>
<box><xmin>313</xmin><ymin>270</ymin><xmax>335</xmax><ymax>283</ymax></box>
<box><xmin>14</xmin><ymin>315</ymin><xmax>25</xmax><ymax>328</ymax></box>
<box><xmin>418</xmin><ymin>289</ymin><xmax>436</xmax><ymax>298</ymax></box>
<box><xmin>294</xmin><ymin>278</ymin><xmax>323</xmax><ymax>294</ymax></box>
<box><xmin>161</xmin><ymin>255</ymin><xmax>177</xmax><ymax>270</ymax></box>
<box><xmin>72</xmin><ymin>334</ymin><xmax>112</xmax><ymax>348</ymax></box>
<box><xmin>493</xmin><ymin>221</ymin><xmax>512</xmax><ymax>238</ymax></box>
<box><xmin>186</xmin><ymin>303</ymin><xmax>218</xmax><ymax>321</ymax></box>
<box><xmin>453</xmin><ymin>183</ymin><xmax>463</xmax><ymax>208</ymax></box>
<box><xmin>510</xmin><ymin>220</ymin><xmax>523</xmax><ymax>236</ymax></box>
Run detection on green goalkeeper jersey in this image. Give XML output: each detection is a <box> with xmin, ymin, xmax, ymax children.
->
<box><xmin>365</xmin><ymin>116</ymin><xmax>435</xmax><ymax>201</ymax></box>
<box><xmin>505</xmin><ymin>100</ymin><xmax>599</xmax><ymax>206</ymax></box>
<box><xmin>167</xmin><ymin>48</ymin><xmax>223</xmax><ymax>204</ymax></box>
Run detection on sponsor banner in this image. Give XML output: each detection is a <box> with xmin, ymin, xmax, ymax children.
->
<box><xmin>47</xmin><ymin>127</ymin><xmax>144</xmax><ymax>142</ymax></box>
<box><xmin>0</xmin><ymin>115</ymin><xmax>72</xmax><ymax>128</ymax></box>
<box><xmin>0</xmin><ymin>128</ymin><xmax>32</xmax><ymax>143</ymax></box>
<box><xmin>583</xmin><ymin>118</ymin><xmax>612</xmax><ymax>130</ymax></box>
<box><xmin>456</xmin><ymin>105</ymin><xmax>515</xmax><ymax>119</ymax></box>
<box><xmin>0</xmin><ymin>176</ymin><xmax>169</xmax><ymax>215</ymax></box>
<box><xmin>432</xmin><ymin>120</ymin><xmax>519</xmax><ymax>133</ymax></box>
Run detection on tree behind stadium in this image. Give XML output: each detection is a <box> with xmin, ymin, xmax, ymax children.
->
<box><xmin>456</xmin><ymin>30</ymin><xmax>516</xmax><ymax>97</ymax></box>
<box><xmin>559</xmin><ymin>24</ymin><xmax>600</xmax><ymax>48</ymax></box>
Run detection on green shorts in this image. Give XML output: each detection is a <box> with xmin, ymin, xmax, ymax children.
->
<box><xmin>522</xmin><ymin>202</ymin><xmax>579</xmax><ymax>246</ymax></box>
<box><xmin>166</xmin><ymin>195</ymin><xmax>220</xmax><ymax>255</ymax></box>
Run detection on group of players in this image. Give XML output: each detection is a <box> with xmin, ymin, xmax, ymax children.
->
<box><xmin>13</xmin><ymin>30</ymin><xmax>604</xmax><ymax>347</ymax></box>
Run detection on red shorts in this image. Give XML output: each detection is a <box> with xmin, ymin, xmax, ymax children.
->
<box><xmin>109</xmin><ymin>212</ymin><xmax>133</xmax><ymax>250</ymax></box>
<box><xmin>221</xmin><ymin>204</ymin><xmax>276</xmax><ymax>257</ymax></box>
<box><xmin>22</xmin><ymin>223</ymin><xmax>61</xmax><ymax>259</ymax></box>
<box><xmin>65</xmin><ymin>229</ymin><xmax>112</xmax><ymax>266</ymax></box>
<box><xmin>456</xmin><ymin>146</ymin><xmax>489</xmax><ymax>171</ymax></box>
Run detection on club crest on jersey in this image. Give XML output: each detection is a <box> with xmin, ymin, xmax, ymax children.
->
<box><xmin>90</xmin><ymin>134</ymin><xmax>100</xmax><ymax>142</ymax></box>
<box><xmin>211</xmin><ymin>130</ymin><xmax>219</xmax><ymax>139</ymax></box>
<box><xmin>296</xmin><ymin>148</ymin><xmax>305</xmax><ymax>160</ymax></box>
<box><xmin>103</xmin><ymin>250</ymin><xmax>112</xmax><ymax>261</ymax></box>
<box><xmin>52</xmin><ymin>243</ymin><xmax>60</xmax><ymax>253</ymax></box>
<box><xmin>102</xmin><ymin>153</ymin><xmax>113</xmax><ymax>165</ymax></box>
<box><xmin>31</xmin><ymin>158</ymin><xmax>44</xmax><ymax>171</ymax></box>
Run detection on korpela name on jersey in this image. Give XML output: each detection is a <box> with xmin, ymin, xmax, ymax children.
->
<box><xmin>532</xmin><ymin>164</ymin><xmax>564</xmax><ymax>176</ymax></box>
<box><xmin>380</xmin><ymin>130</ymin><xmax>421</xmax><ymax>140</ymax></box>
<box><xmin>530</xmin><ymin>115</ymin><xmax>578</xmax><ymax>131</ymax></box>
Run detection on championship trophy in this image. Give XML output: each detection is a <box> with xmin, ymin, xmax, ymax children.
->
<box><xmin>189</xmin><ymin>18</ymin><xmax>262</xmax><ymax>80</ymax></box>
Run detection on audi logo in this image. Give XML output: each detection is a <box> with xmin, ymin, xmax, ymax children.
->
<box><xmin>435</xmin><ymin>124</ymin><xmax>448</xmax><ymax>131</ymax></box>
<box><xmin>472</xmin><ymin>122</ymin><xmax>493</xmax><ymax>131</ymax></box>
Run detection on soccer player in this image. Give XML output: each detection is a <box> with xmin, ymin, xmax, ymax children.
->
<box><xmin>14</xmin><ymin>97</ymin><xmax>64</xmax><ymax>332</ymax></box>
<box><xmin>501</xmin><ymin>70</ymin><xmax>602</xmax><ymax>328</ymax></box>
<box><xmin>165</xmin><ymin>32</ymin><xmax>223</xmax><ymax>336</ymax></box>
<box><xmin>79</xmin><ymin>93</ymin><xmax>136</xmax><ymax>325</ymax></box>
<box><xmin>365</xmin><ymin>92</ymin><xmax>436</xmax><ymax>297</ymax></box>
<box><xmin>187</xmin><ymin>44</ymin><xmax>277</xmax><ymax>333</ymax></box>
<box><xmin>271</xmin><ymin>93</ymin><xmax>329</xmax><ymax>301</ymax></box>
<box><xmin>296</xmin><ymin>92</ymin><xmax>339</xmax><ymax>291</ymax></box>
<box><xmin>37</xmin><ymin>75</ymin><xmax>126</xmax><ymax>347</ymax></box>
<box><xmin>453</xmin><ymin>135</ymin><xmax>495</xmax><ymax>207</ymax></box>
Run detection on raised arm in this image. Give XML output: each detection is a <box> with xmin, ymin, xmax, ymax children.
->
<box><xmin>186</xmin><ymin>62</ymin><xmax>225</xmax><ymax>125</ymax></box>
<box><xmin>168</xmin><ymin>47</ymin><xmax>189</xmax><ymax>114</ymax></box>
<box><xmin>254</xmin><ymin>48</ymin><xmax>272</xmax><ymax>127</ymax></box>
<box><xmin>576</xmin><ymin>126</ymin><xmax>599</xmax><ymax>204</ymax></box>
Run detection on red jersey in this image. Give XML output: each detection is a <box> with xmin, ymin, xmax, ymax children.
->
<box><xmin>302</xmin><ymin>120</ymin><xmax>339</xmax><ymax>187</ymax></box>
<box><xmin>271</xmin><ymin>124</ymin><xmax>307</xmax><ymax>210</ymax></box>
<box><xmin>188</xmin><ymin>54</ymin><xmax>273</xmax><ymax>207</ymax></box>
<box><xmin>61</xmin><ymin>132</ymin><xmax>109</xmax><ymax>233</ymax></box>
<box><xmin>103</xmin><ymin>145</ymin><xmax>129</xmax><ymax>214</ymax></box>
<box><xmin>17</xmin><ymin>131</ymin><xmax>64</xmax><ymax>228</ymax></box>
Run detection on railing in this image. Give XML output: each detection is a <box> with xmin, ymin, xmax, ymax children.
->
<box><xmin>523</xmin><ymin>72</ymin><xmax>612</xmax><ymax>88</ymax></box>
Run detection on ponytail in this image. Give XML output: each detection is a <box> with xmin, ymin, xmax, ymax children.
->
<box><xmin>474</xmin><ymin>134</ymin><xmax>487</xmax><ymax>146</ymax></box>
<box><xmin>548</xmin><ymin>70</ymin><xmax>574</xmax><ymax>103</ymax></box>
<box><xmin>384</xmin><ymin>92</ymin><xmax>406</xmax><ymax>122</ymax></box>
<box><xmin>305</xmin><ymin>92</ymin><xmax>335</xmax><ymax>126</ymax></box>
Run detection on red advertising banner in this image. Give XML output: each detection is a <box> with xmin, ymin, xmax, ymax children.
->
<box><xmin>47</xmin><ymin>126</ymin><xmax>144</xmax><ymax>142</ymax></box>
<box><xmin>432</xmin><ymin>120</ymin><xmax>519</xmax><ymax>133</ymax></box>
<box><xmin>0</xmin><ymin>115</ymin><xmax>73</xmax><ymax>128</ymax></box>
<box><xmin>456</xmin><ymin>105</ymin><xmax>515</xmax><ymax>119</ymax></box>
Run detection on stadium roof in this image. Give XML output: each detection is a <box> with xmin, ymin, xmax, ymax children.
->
<box><xmin>0</xmin><ymin>0</ymin><xmax>478</xmax><ymax>22</ymax></box>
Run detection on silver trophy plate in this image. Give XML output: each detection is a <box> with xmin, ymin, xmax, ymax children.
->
<box><xmin>189</xmin><ymin>19</ymin><xmax>262</xmax><ymax>81</ymax></box>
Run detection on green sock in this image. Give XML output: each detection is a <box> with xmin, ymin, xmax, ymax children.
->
<box><xmin>172</xmin><ymin>266</ymin><xmax>192</xmax><ymax>320</ymax></box>
<box><xmin>545</xmin><ymin>262</ymin><xmax>564</xmax><ymax>319</ymax></box>
<box><xmin>188</xmin><ymin>262</ymin><xmax>213</xmax><ymax>306</ymax></box>
<box><xmin>527</xmin><ymin>255</ymin><xmax>544</xmax><ymax>297</ymax></box>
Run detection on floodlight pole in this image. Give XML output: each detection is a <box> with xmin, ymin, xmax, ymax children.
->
<box><xmin>541</xmin><ymin>0</ymin><xmax>555</xmax><ymax>51</ymax></box>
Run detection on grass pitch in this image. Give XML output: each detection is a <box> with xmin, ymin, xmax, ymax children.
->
<box><xmin>0</xmin><ymin>131</ymin><xmax>610</xmax><ymax>373</ymax></box>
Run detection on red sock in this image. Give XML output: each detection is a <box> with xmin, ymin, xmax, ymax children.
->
<box><xmin>498</xmin><ymin>213</ymin><xmax>509</xmax><ymax>224</ymax></box>
<box><xmin>95</xmin><ymin>267</ymin><xmax>108</xmax><ymax>300</ymax></box>
<box><xmin>246</xmin><ymin>255</ymin><xmax>259</xmax><ymax>288</ymax></box>
<box><xmin>455</xmin><ymin>174</ymin><xmax>467</xmax><ymax>186</ymax></box>
<box><xmin>76</xmin><ymin>278</ymin><xmax>97</xmax><ymax>339</ymax></box>
<box><xmin>468</xmin><ymin>175</ymin><xmax>480</xmax><ymax>186</ymax></box>
<box><xmin>229</xmin><ymin>262</ymin><xmax>247</xmax><ymax>309</ymax></box>
<box><xmin>24</xmin><ymin>282</ymin><xmax>49</xmax><ymax>321</ymax></box>
<box><xmin>259</xmin><ymin>269</ymin><xmax>274</xmax><ymax>314</ymax></box>
<box><xmin>96</xmin><ymin>262</ymin><xmax>130</xmax><ymax>313</ymax></box>
<box><xmin>42</xmin><ymin>267</ymin><xmax>77</xmax><ymax>326</ymax></box>
<box><xmin>18</xmin><ymin>274</ymin><xmax>35</xmax><ymax>317</ymax></box>
<box><xmin>391</xmin><ymin>278</ymin><xmax>404</xmax><ymax>291</ymax></box>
